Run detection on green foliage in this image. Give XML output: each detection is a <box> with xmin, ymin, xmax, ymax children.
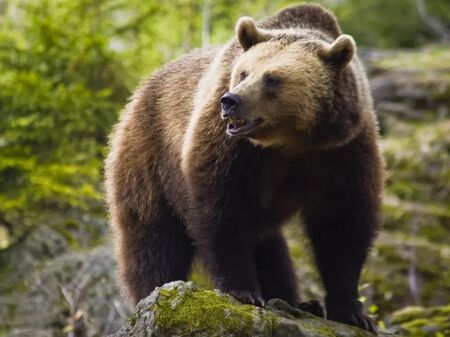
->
<box><xmin>126</xmin><ymin>282</ymin><xmax>278</xmax><ymax>336</ymax></box>
<box><xmin>1</xmin><ymin>0</ymin><xmax>449</xmax><ymax>241</ymax></box>
<box><xmin>0</xmin><ymin>0</ymin><xmax>177</xmax><ymax>240</ymax></box>
<box><xmin>332</xmin><ymin>0</ymin><xmax>450</xmax><ymax>48</ymax></box>
<box><xmin>390</xmin><ymin>305</ymin><xmax>450</xmax><ymax>336</ymax></box>
<box><xmin>0</xmin><ymin>0</ymin><xmax>130</xmax><ymax>237</ymax></box>
<box><xmin>332</xmin><ymin>0</ymin><xmax>421</xmax><ymax>48</ymax></box>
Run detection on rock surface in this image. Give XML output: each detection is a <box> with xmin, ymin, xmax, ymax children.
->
<box><xmin>110</xmin><ymin>281</ymin><xmax>400</xmax><ymax>337</ymax></box>
<box><xmin>389</xmin><ymin>305</ymin><xmax>450</xmax><ymax>336</ymax></box>
<box><xmin>0</xmin><ymin>225</ymin><xmax>130</xmax><ymax>337</ymax></box>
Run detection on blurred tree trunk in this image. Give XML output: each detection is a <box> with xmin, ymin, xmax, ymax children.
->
<box><xmin>202</xmin><ymin>0</ymin><xmax>210</xmax><ymax>47</ymax></box>
<box><xmin>415</xmin><ymin>0</ymin><xmax>450</xmax><ymax>43</ymax></box>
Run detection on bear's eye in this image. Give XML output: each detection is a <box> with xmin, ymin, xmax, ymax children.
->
<box><xmin>263</xmin><ymin>74</ymin><xmax>281</xmax><ymax>88</ymax></box>
<box><xmin>239</xmin><ymin>71</ymin><xmax>248</xmax><ymax>82</ymax></box>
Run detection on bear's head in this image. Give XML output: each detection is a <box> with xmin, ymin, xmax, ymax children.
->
<box><xmin>221</xmin><ymin>17</ymin><xmax>364</xmax><ymax>153</ymax></box>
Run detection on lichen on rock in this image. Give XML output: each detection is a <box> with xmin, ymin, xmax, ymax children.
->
<box><xmin>110</xmin><ymin>281</ymin><xmax>401</xmax><ymax>337</ymax></box>
<box><xmin>113</xmin><ymin>281</ymin><xmax>277</xmax><ymax>337</ymax></box>
<box><xmin>389</xmin><ymin>305</ymin><xmax>450</xmax><ymax>337</ymax></box>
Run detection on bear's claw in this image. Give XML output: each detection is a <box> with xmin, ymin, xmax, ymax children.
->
<box><xmin>296</xmin><ymin>299</ymin><xmax>325</xmax><ymax>318</ymax></box>
<box><xmin>326</xmin><ymin>300</ymin><xmax>377</xmax><ymax>334</ymax></box>
<box><xmin>228</xmin><ymin>289</ymin><xmax>265</xmax><ymax>307</ymax></box>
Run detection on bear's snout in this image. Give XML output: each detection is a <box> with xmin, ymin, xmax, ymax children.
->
<box><xmin>221</xmin><ymin>92</ymin><xmax>241</xmax><ymax>117</ymax></box>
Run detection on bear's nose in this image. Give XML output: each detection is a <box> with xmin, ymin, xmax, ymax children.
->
<box><xmin>221</xmin><ymin>92</ymin><xmax>241</xmax><ymax>117</ymax></box>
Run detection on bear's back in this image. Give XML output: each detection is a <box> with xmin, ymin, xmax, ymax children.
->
<box><xmin>261</xmin><ymin>4</ymin><xmax>341</xmax><ymax>38</ymax></box>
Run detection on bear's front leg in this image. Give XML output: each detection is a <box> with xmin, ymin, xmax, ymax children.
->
<box><xmin>183</xmin><ymin>125</ymin><xmax>266</xmax><ymax>306</ymax></box>
<box><xmin>303</xmin><ymin>196</ymin><xmax>378</xmax><ymax>333</ymax></box>
<box><xmin>197</xmin><ymin>223</ymin><xmax>265</xmax><ymax>307</ymax></box>
<box><xmin>301</xmin><ymin>150</ymin><xmax>382</xmax><ymax>333</ymax></box>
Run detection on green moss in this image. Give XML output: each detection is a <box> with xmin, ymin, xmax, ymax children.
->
<box><xmin>299</xmin><ymin>321</ymin><xmax>336</xmax><ymax>337</ymax></box>
<box><xmin>392</xmin><ymin>306</ymin><xmax>426</xmax><ymax>324</ymax></box>
<box><xmin>313</xmin><ymin>326</ymin><xmax>337</xmax><ymax>337</ymax></box>
<box><xmin>390</xmin><ymin>305</ymin><xmax>450</xmax><ymax>337</ymax></box>
<box><xmin>154</xmin><ymin>288</ymin><xmax>277</xmax><ymax>336</ymax></box>
<box><xmin>129</xmin><ymin>312</ymin><xmax>140</xmax><ymax>327</ymax></box>
<box><xmin>376</xmin><ymin>46</ymin><xmax>450</xmax><ymax>70</ymax></box>
<box><xmin>430</xmin><ymin>305</ymin><xmax>450</xmax><ymax>316</ymax></box>
<box><xmin>301</xmin><ymin>320</ymin><xmax>365</xmax><ymax>337</ymax></box>
<box><xmin>295</xmin><ymin>318</ymin><xmax>379</xmax><ymax>337</ymax></box>
<box><xmin>402</xmin><ymin>318</ymin><xmax>429</xmax><ymax>329</ymax></box>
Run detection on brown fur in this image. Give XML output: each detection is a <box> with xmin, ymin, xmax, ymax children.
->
<box><xmin>105</xmin><ymin>4</ymin><xmax>383</xmax><ymax>333</ymax></box>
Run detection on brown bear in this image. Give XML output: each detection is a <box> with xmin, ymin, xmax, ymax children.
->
<box><xmin>105</xmin><ymin>4</ymin><xmax>383</xmax><ymax>333</ymax></box>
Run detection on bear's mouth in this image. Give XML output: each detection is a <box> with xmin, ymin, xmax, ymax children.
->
<box><xmin>226</xmin><ymin>117</ymin><xmax>264</xmax><ymax>136</ymax></box>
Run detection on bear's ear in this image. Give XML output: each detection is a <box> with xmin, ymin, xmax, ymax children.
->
<box><xmin>236</xmin><ymin>17</ymin><xmax>271</xmax><ymax>51</ymax></box>
<box><xmin>320</xmin><ymin>34</ymin><xmax>356</xmax><ymax>68</ymax></box>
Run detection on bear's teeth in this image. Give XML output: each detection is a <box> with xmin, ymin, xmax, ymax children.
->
<box><xmin>235</xmin><ymin>120</ymin><xmax>246</xmax><ymax>128</ymax></box>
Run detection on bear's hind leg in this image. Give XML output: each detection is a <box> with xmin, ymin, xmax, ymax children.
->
<box><xmin>256</xmin><ymin>232</ymin><xmax>299</xmax><ymax>306</ymax></box>
<box><xmin>256</xmin><ymin>231</ymin><xmax>324</xmax><ymax>317</ymax></box>
<box><xmin>114</xmin><ymin>199</ymin><xmax>193</xmax><ymax>305</ymax></box>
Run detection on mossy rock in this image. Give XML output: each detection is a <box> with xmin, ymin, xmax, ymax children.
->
<box><xmin>0</xmin><ymin>244</ymin><xmax>130</xmax><ymax>337</ymax></box>
<box><xmin>389</xmin><ymin>305</ymin><xmax>450</xmax><ymax>337</ymax></box>
<box><xmin>110</xmin><ymin>281</ymin><xmax>400</xmax><ymax>337</ymax></box>
<box><xmin>115</xmin><ymin>281</ymin><xmax>276</xmax><ymax>337</ymax></box>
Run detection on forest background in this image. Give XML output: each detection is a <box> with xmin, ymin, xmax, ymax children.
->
<box><xmin>0</xmin><ymin>0</ymin><xmax>449</xmax><ymax>336</ymax></box>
